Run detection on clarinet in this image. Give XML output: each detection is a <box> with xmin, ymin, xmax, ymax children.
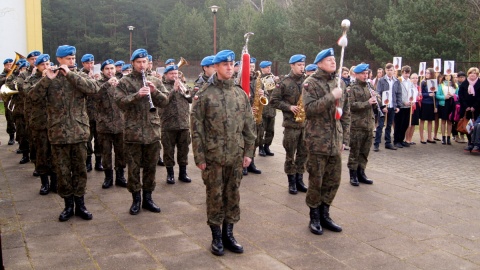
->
<box><xmin>141</xmin><ymin>69</ymin><xmax>156</xmax><ymax>112</ymax></box>
<box><xmin>367</xmin><ymin>80</ymin><xmax>383</xmax><ymax>117</ymax></box>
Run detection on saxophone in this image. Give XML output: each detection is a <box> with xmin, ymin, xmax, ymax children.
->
<box><xmin>294</xmin><ymin>92</ymin><xmax>305</xmax><ymax>123</ymax></box>
<box><xmin>253</xmin><ymin>71</ymin><xmax>268</xmax><ymax>124</ymax></box>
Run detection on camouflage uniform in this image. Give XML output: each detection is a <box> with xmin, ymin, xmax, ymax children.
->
<box><xmin>7</xmin><ymin>70</ymin><xmax>30</xmax><ymax>154</ymax></box>
<box><xmin>190</xmin><ymin>74</ymin><xmax>256</xmax><ymax>225</ymax></box>
<box><xmin>80</xmin><ymin>68</ymin><xmax>102</xmax><ymax>161</ymax></box>
<box><xmin>28</xmin><ymin>69</ymin><xmax>99</xmax><ymax>198</ymax></box>
<box><xmin>160</xmin><ymin>79</ymin><xmax>192</xmax><ymax>167</ymax></box>
<box><xmin>303</xmin><ymin>69</ymin><xmax>350</xmax><ymax>207</ymax></box>
<box><xmin>115</xmin><ymin>70</ymin><xmax>170</xmax><ymax>193</ymax></box>
<box><xmin>347</xmin><ymin>80</ymin><xmax>374</xmax><ymax>171</ymax></box>
<box><xmin>0</xmin><ymin>70</ymin><xmax>16</xmax><ymax>136</ymax></box>
<box><xmin>96</xmin><ymin>74</ymin><xmax>125</xmax><ymax>170</ymax></box>
<box><xmin>270</xmin><ymin>71</ymin><xmax>307</xmax><ymax>175</ymax></box>
<box><xmin>193</xmin><ymin>73</ymin><xmax>209</xmax><ymax>96</ymax></box>
<box><xmin>115</xmin><ymin>71</ymin><xmax>123</xmax><ymax>80</ymax></box>
<box><xmin>260</xmin><ymin>73</ymin><xmax>277</xmax><ymax>146</ymax></box>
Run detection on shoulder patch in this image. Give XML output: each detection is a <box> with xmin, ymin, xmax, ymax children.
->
<box><xmin>194</xmin><ymin>95</ymin><xmax>199</xmax><ymax>100</ymax></box>
<box><xmin>303</xmin><ymin>83</ymin><xmax>309</xmax><ymax>89</ymax></box>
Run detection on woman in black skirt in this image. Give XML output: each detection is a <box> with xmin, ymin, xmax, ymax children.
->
<box><xmin>458</xmin><ymin>67</ymin><xmax>480</xmax><ymax>151</ymax></box>
<box><xmin>419</xmin><ymin>68</ymin><xmax>437</xmax><ymax>143</ymax></box>
<box><xmin>436</xmin><ymin>74</ymin><xmax>455</xmax><ymax>144</ymax></box>
<box><xmin>405</xmin><ymin>73</ymin><xmax>420</xmax><ymax>144</ymax></box>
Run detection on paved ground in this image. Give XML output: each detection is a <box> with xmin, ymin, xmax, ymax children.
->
<box><xmin>1</xmin><ymin>112</ymin><xmax>480</xmax><ymax>270</ymax></box>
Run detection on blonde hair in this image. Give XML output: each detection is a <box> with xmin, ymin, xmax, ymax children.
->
<box><xmin>467</xmin><ymin>67</ymin><xmax>479</xmax><ymax>75</ymax></box>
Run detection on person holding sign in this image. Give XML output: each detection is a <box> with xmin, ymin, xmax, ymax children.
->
<box><xmin>419</xmin><ymin>68</ymin><xmax>437</xmax><ymax>144</ymax></box>
<box><xmin>436</xmin><ymin>74</ymin><xmax>455</xmax><ymax>145</ymax></box>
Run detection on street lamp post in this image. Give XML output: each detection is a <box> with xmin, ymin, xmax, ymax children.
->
<box><xmin>128</xmin><ymin>26</ymin><xmax>135</xmax><ymax>58</ymax></box>
<box><xmin>209</xmin><ymin>5</ymin><xmax>219</xmax><ymax>54</ymax></box>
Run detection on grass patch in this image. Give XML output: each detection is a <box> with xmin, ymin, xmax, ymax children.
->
<box><xmin>0</xmin><ymin>101</ymin><xmax>5</xmax><ymax>115</ymax></box>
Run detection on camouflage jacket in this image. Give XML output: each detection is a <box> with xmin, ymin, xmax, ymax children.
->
<box><xmin>160</xmin><ymin>80</ymin><xmax>192</xmax><ymax>131</ymax></box>
<box><xmin>6</xmin><ymin>67</ymin><xmax>33</xmax><ymax>117</ymax></box>
<box><xmin>190</xmin><ymin>74</ymin><xmax>256</xmax><ymax>166</ymax></box>
<box><xmin>193</xmin><ymin>73</ymin><xmax>209</xmax><ymax>96</ymax></box>
<box><xmin>28</xmin><ymin>69</ymin><xmax>99</xmax><ymax>144</ymax></box>
<box><xmin>303</xmin><ymin>69</ymin><xmax>350</xmax><ymax>156</ymax></box>
<box><xmin>349</xmin><ymin>80</ymin><xmax>375</xmax><ymax>131</ymax></box>
<box><xmin>80</xmin><ymin>68</ymin><xmax>97</xmax><ymax>121</ymax></box>
<box><xmin>270</xmin><ymin>71</ymin><xmax>305</xmax><ymax>129</ymax></box>
<box><xmin>260</xmin><ymin>73</ymin><xmax>277</xmax><ymax>118</ymax></box>
<box><xmin>115</xmin><ymin>70</ymin><xmax>169</xmax><ymax>144</ymax></box>
<box><xmin>0</xmin><ymin>70</ymin><xmax>7</xmax><ymax>87</ymax></box>
<box><xmin>95</xmin><ymin>75</ymin><xmax>124</xmax><ymax>134</ymax></box>
<box><xmin>115</xmin><ymin>71</ymin><xmax>123</xmax><ymax>80</ymax></box>
<box><xmin>23</xmin><ymin>71</ymin><xmax>47</xmax><ymax>130</ymax></box>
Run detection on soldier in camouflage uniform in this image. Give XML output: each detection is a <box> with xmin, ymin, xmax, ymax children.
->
<box><xmin>24</xmin><ymin>54</ymin><xmax>57</xmax><ymax>195</ymax></box>
<box><xmin>191</xmin><ymin>50</ymin><xmax>256</xmax><ymax>256</ymax></box>
<box><xmin>193</xmin><ymin>55</ymin><xmax>215</xmax><ymax>96</ymax></box>
<box><xmin>95</xmin><ymin>59</ymin><xmax>127</xmax><ymax>189</ymax></box>
<box><xmin>303</xmin><ymin>48</ymin><xmax>350</xmax><ymax>235</ymax></box>
<box><xmin>114</xmin><ymin>61</ymin><xmax>124</xmax><ymax>79</ymax></box>
<box><xmin>29</xmin><ymin>45</ymin><xmax>99</xmax><ymax>222</ymax></box>
<box><xmin>1</xmin><ymin>58</ymin><xmax>16</xmax><ymax>145</ymax></box>
<box><xmin>80</xmin><ymin>54</ymin><xmax>103</xmax><ymax>172</ymax></box>
<box><xmin>270</xmin><ymin>54</ymin><xmax>308</xmax><ymax>195</ymax></box>
<box><xmin>348</xmin><ymin>64</ymin><xmax>375</xmax><ymax>186</ymax></box>
<box><xmin>115</xmin><ymin>48</ymin><xmax>170</xmax><ymax>215</ymax></box>
<box><xmin>258</xmin><ymin>60</ymin><xmax>277</xmax><ymax>157</ymax></box>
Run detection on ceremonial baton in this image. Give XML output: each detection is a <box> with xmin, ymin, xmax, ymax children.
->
<box><xmin>335</xmin><ymin>19</ymin><xmax>350</xmax><ymax>120</ymax></box>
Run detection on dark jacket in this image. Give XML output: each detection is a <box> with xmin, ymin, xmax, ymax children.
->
<box><xmin>458</xmin><ymin>79</ymin><xmax>480</xmax><ymax>119</ymax></box>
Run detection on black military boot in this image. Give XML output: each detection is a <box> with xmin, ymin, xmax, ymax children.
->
<box><xmin>33</xmin><ymin>170</ymin><xmax>40</xmax><ymax>177</ymax></box>
<box><xmin>157</xmin><ymin>156</ymin><xmax>165</xmax><ymax>166</ymax></box>
<box><xmin>130</xmin><ymin>191</ymin><xmax>141</xmax><ymax>215</ymax></box>
<box><xmin>288</xmin><ymin>174</ymin><xmax>297</xmax><ymax>194</ymax></box>
<box><xmin>115</xmin><ymin>167</ymin><xmax>127</xmax><ymax>187</ymax></box>
<box><xmin>50</xmin><ymin>172</ymin><xmax>57</xmax><ymax>193</ymax></box>
<box><xmin>102</xmin><ymin>169</ymin><xmax>114</xmax><ymax>189</ymax></box>
<box><xmin>16</xmin><ymin>148</ymin><xmax>22</xmax><ymax>154</ymax></box>
<box><xmin>357</xmin><ymin>168</ymin><xmax>373</xmax><ymax>184</ymax></box>
<box><xmin>222</xmin><ymin>223</ymin><xmax>244</xmax><ymax>253</ymax></box>
<box><xmin>210</xmin><ymin>225</ymin><xmax>224</xmax><ymax>256</ymax></box>
<box><xmin>295</xmin><ymin>173</ymin><xmax>307</xmax><ymax>192</ymax></box>
<box><xmin>8</xmin><ymin>134</ymin><xmax>15</xmax><ymax>145</ymax></box>
<box><xmin>179</xmin><ymin>165</ymin><xmax>192</xmax><ymax>183</ymax></box>
<box><xmin>74</xmin><ymin>196</ymin><xmax>93</xmax><ymax>220</ymax></box>
<box><xmin>264</xmin><ymin>144</ymin><xmax>274</xmax><ymax>156</ymax></box>
<box><xmin>59</xmin><ymin>195</ymin><xmax>75</xmax><ymax>222</ymax></box>
<box><xmin>309</xmin><ymin>206</ymin><xmax>323</xmax><ymax>235</ymax></box>
<box><xmin>319</xmin><ymin>204</ymin><xmax>342</xmax><ymax>232</ymax></box>
<box><xmin>142</xmin><ymin>190</ymin><xmax>161</xmax><ymax>213</ymax></box>
<box><xmin>19</xmin><ymin>152</ymin><xmax>30</xmax><ymax>164</ymax></box>
<box><xmin>258</xmin><ymin>145</ymin><xmax>266</xmax><ymax>157</ymax></box>
<box><xmin>166</xmin><ymin>167</ymin><xmax>175</xmax><ymax>184</ymax></box>
<box><xmin>86</xmin><ymin>155</ymin><xmax>93</xmax><ymax>172</ymax></box>
<box><xmin>247</xmin><ymin>158</ymin><xmax>261</xmax><ymax>174</ymax></box>
<box><xmin>349</xmin><ymin>169</ymin><xmax>359</xmax><ymax>186</ymax></box>
<box><xmin>242</xmin><ymin>167</ymin><xmax>248</xmax><ymax>176</ymax></box>
<box><xmin>94</xmin><ymin>155</ymin><xmax>104</xmax><ymax>171</ymax></box>
<box><xmin>39</xmin><ymin>174</ymin><xmax>50</xmax><ymax>195</ymax></box>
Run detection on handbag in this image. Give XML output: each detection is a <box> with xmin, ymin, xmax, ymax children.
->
<box><xmin>457</xmin><ymin>111</ymin><xmax>471</xmax><ymax>134</ymax></box>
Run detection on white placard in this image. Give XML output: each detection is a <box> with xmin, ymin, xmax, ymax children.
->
<box><xmin>93</xmin><ymin>64</ymin><xmax>101</xmax><ymax>75</ymax></box>
<box><xmin>382</xmin><ymin>90</ymin><xmax>391</xmax><ymax>108</ymax></box>
<box><xmin>408</xmin><ymin>87</ymin><xmax>418</xmax><ymax>102</ymax></box>
<box><xmin>418</xmin><ymin>62</ymin><xmax>426</xmax><ymax>77</ymax></box>
<box><xmin>427</xmin><ymin>79</ymin><xmax>438</xmax><ymax>93</ymax></box>
<box><xmin>393</xmin><ymin>57</ymin><xmax>402</xmax><ymax>71</ymax></box>
<box><xmin>433</xmin><ymin>58</ymin><xmax>442</xmax><ymax>73</ymax></box>
<box><xmin>444</xmin><ymin>61</ymin><xmax>454</xmax><ymax>75</ymax></box>
<box><xmin>156</xmin><ymin>67</ymin><xmax>165</xmax><ymax>76</ymax></box>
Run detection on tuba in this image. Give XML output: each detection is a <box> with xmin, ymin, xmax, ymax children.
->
<box><xmin>261</xmin><ymin>74</ymin><xmax>276</xmax><ymax>91</ymax></box>
<box><xmin>0</xmin><ymin>83</ymin><xmax>19</xmax><ymax>111</ymax></box>
<box><xmin>253</xmin><ymin>71</ymin><xmax>268</xmax><ymax>124</ymax></box>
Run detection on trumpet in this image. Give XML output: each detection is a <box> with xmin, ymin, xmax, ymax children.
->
<box><xmin>175</xmin><ymin>78</ymin><xmax>191</xmax><ymax>98</ymax></box>
<box><xmin>141</xmin><ymin>69</ymin><xmax>157</xmax><ymax>112</ymax></box>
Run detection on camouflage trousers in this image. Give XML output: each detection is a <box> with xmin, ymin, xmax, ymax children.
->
<box><xmin>125</xmin><ymin>141</ymin><xmax>160</xmax><ymax>193</ymax></box>
<box><xmin>261</xmin><ymin>116</ymin><xmax>275</xmax><ymax>146</ymax></box>
<box><xmin>254</xmin><ymin>123</ymin><xmax>264</xmax><ymax>149</ymax></box>
<box><xmin>51</xmin><ymin>143</ymin><xmax>88</xmax><ymax>198</ymax></box>
<box><xmin>282</xmin><ymin>128</ymin><xmax>307</xmax><ymax>175</ymax></box>
<box><xmin>202</xmin><ymin>160</ymin><xmax>243</xmax><ymax>226</ymax></box>
<box><xmin>4</xmin><ymin>102</ymin><xmax>15</xmax><ymax>135</ymax></box>
<box><xmin>14</xmin><ymin>114</ymin><xmax>29</xmax><ymax>152</ymax></box>
<box><xmin>32</xmin><ymin>129</ymin><xmax>52</xmax><ymax>175</ymax></box>
<box><xmin>305</xmin><ymin>154</ymin><xmax>342</xmax><ymax>208</ymax></box>
<box><xmin>161</xmin><ymin>129</ymin><xmax>191</xmax><ymax>167</ymax></box>
<box><xmin>86</xmin><ymin>120</ymin><xmax>101</xmax><ymax>156</ymax></box>
<box><xmin>98</xmin><ymin>132</ymin><xmax>125</xmax><ymax>170</ymax></box>
<box><xmin>348</xmin><ymin>129</ymin><xmax>372</xmax><ymax>170</ymax></box>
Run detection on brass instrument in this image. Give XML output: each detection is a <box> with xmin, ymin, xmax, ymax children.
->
<box><xmin>294</xmin><ymin>93</ymin><xmax>305</xmax><ymax>123</ymax></box>
<box><xmin>6</xmin><ymin>52</ymin><xmax>26</xmax><ymax>78</ymax></box>
<box><xmin>141</xmin><ymin>69</ymin><xmax>157</xmax><ymax>112</ymax></box>
<box><xmin>253</xmin><ymin>71</ymin><xmax>268</xmax><ymax>124</ymax></box>
<box><xmin>260</xmin><ymin>74</ymin><xmax>276</xmax><ymax>91</ymax></box>
<box><xmin>175</xmin><ymin>78</ymin><xmax>191</xmax><ymax>98</ymax></box>
<box><xmin>367</xmin><ymin>81</ymin><xmax>383</xmax><ymax>117</ymax></box>
<box><xmin>177</xmin><ymin>57</ymin><xmax>189</xmax><ymax>68</ymax></box>
<box><xmin>0</xmin><ymin>83</ymin><xmax>19</xmax><ymax>111</ymax></box>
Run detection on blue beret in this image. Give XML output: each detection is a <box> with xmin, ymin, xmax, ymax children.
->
<box><xmin>164</xmin><ymin>65</ymin><xmax>179</xmax><ymax>74</ymax></box>
<box><xmin>101</xmin><ymin>59</ymin><xmax>114</xmax><ymax>70</ymax></box>
<box><xmin>201</xmin><ymin>55</ymin><xmax>215</xmax><ymax>67</ymax></box>
<box><xmin>305</xmin><ymin>64</ymin><xmax>317</xmax><ymax>72</ymax></box>
<box><xmin>165</xmin><ymin>59</ymin><xmax>175</xmax><ymax>65</ymax></box>
<box><xmin>259</xmin><ymin>61</ymin><xmax>272</xmax><ymax>69</ymax></box>
<box><xmin>289</xmin><ymin>54</ymin><xmax>306</xmax><ymax>64</ymax></box>
<box><xmin>148</xmin><ymin>55</ymin><xmax>153</xmax><ymax>62</ymax></box>
<box><xmin>212</xmin><ymin>50</ymin><xmax>235</xmax><ymax>64</ymax></box>
<box><xmin>35</xmin><ymin>54</ymin><xmax>50</xmax><ymax>66</ymax></box>
<box><xmin>250</xmin><ymin>57</ymin><xmax>256</xmax><ymax>64</ymax></box>
<box><xmin>16</xmin><ymin>59</ymin><xmax>26</xmax><ymax>65</ymax></box>
<box><xmin>56</xmin><ymin>45</ymin><xmax>76</xmax><ymax>57</ymax></box>
<box><xmin>130</xmin><ymin>49</ymin><xmax>148</xmax><ymax>61</ymax></box>
<box><xmin>234</xmin><ymin>61</ymin><xmax>240</xmax><ymax>67</ymax></box>
<box><xmin>3</xmin><ymin>58</ymin><xmax>13</xmax><ymax>65</ymax></box>
<box><xmin>18</xmin><ymin>61</ymin><xmax>30</xmax><ymax>69</ymax></box>
<box><xmin>353</xmin><ymin>63</ymin><xmax>369</xmax><ymax>73</ymax></box>
<box><xmin>114</xmin><ymin>61</ymin><xmax>125</xmax><ymax>67</ymax></box>
<box><xmin>121</xmin><ymin>64</ymin><xmax>132</xmax><ymax>71</ymax></box>
<box><xmin>314</xmin><ymin>48</ymin><xmax>334</xmax><ymax>64</ymax></box>
<box><xmin>81</xmin><ymin>54</ymin><xmax>94</xmax><ymax>63</ymax></box>
<box><xmin>27</xmin><ymin>50</ymin><xmax>41</xmax><ymax>59</ymax></box>
<box><xmin>50</xmin><ymin>62</ymin><xmax>55</xmax><ymax>66</ymax></box>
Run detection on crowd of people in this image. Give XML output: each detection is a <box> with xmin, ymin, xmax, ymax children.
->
<box><xmin>1</xmin><ymin>44</ymin><xmax>479</xmax><ymax>257</ymax></box>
